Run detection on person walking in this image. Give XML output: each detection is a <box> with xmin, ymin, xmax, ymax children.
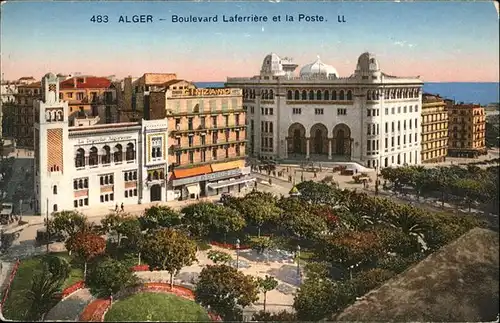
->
<box><xmin>115</xmin><ymin>204</ymin><xmax>118</xmax><ymax>212</ymax></box>
<box><xmin>120</xmin><ymin>203</ymin><xmax>124</xmax><ymax>212</ymax></box>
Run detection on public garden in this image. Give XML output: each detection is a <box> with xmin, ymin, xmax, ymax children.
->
<box><xmin>0</xmin><ymin>162</ymin><xmax>492</xmax><ymax>322</ymax></box>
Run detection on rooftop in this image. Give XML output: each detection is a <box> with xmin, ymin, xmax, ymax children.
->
<box><xmin>60</xmin><ymin>77</ymin><xmax>112</xmax><ymax>89</ymax></box>
<box><xmin>336</xmin><ymin>228</ymin><xmax>499</xmax><ymax>322</ymax></box>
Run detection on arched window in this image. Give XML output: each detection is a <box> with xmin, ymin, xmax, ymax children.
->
<box><xmin>73</xmin><ymin>180</ymin><xmax>78</xmax><ymax>190</ymax></box>
<box><xmin>57</xmin><ymin>110</ymin><xmax>63</xmax><ymax>121</ymax></box>
<box><xmin>301</xmin><ymin>90</ymin><xmax>307</xmax><ymax>100</ymax></box>
<box><xmin>75</xmin><ymin>148</ymin><xmax>85</xmax><ymax>168</ymax></box>
<box><xmin>269</xmin><ymin>90</ymin><xmax>274</xmax><ymax>99</ymax></box>
<box><xmin>102</xmin><ymin>145</ymin><xmax>111</xmax><ymax>164</ymax></box>
<box><xmin>125</xmin><ymin>172</ymin><xmax>129</xmax><ymax>181</ymax></box>
<box><xmin>153</xmin><ymin>171</ymin><xmax>159</xmax><ymax>180</ymax></box>
<box><xmin>155</xmin><ymin>147</ymin><xmax>162</xmax><ymax>158</ymax></box>
<box><xmin>53</xmin><ymin>204</ymin><xmax>58</xmax><ymax>212</ymax></box>
<box><xmin>114</xmin><ymin>144</ymin><xmax>123</xmax><ymax>162</ymax></box>
<box><xmin>78</xmin><ymin>179</ymin><xmax>83</xmax><ymax>189</ymax></box>
<box><xmin>316</xmin><ymin>90</ymin><xmax>322</xmax><ymax>100</ymax></box>
<box><xmin>331</xmin><ymin>90</ymin><xmax>337</xmax><ymax>100</ymax></box>
<box><xmin>100</xmin><ymin>177</ymin><xmax>104</xmax><ymax>186</ymax></box>
<box><xmin>294</xmin><ymin>90</ymin><xmax>300</xmax><ymax>100</ymax></box>
<box><xmin>339</xmin><ymin>90</ymin><xmax>345</xmax><ymax>100</ymax></box>
<box><xmin>324</xmin><ymin>90</ymin><xmax>330</xmax><ymax>100</ymax></box>
<box><xmin>287</xmin><ymin>90</ymin><xmax>293</xmax><ymax>100</ymax></box>
<box><xmin>89</xmin><ymin>147</ymin><xmax>98</xmax><ymax>166</ymax></box>
<box><xmin>160</xmin><ymin>171</ymin><xmax>165</xmax><ymax>180</ymax></box>
<box><xmin>367</xmin><ymin>91</ymin><xmax>372</xmax><ymax>100</ymax></box>
<box><xmin>53</xmin><ymin>185</ymin><xmax>57</xmax><ymax>194</ymax></box>
<box><xmin>126</xmin><ymin>143</ymin><xmax>135</xmax><ymax>161</ymax></box>
<box><xmin>84</xmin><ymin>179</ymin><xmax>88</xmax><ymax>188</ymax></box>
<box><xmin>308</xmin><ymin>90</ymin><xmax>314</xmax><ymax>100</ymax></box>
<box><xmin>346</xmin><ymin>90</ymin><xmax>353</xmax><ymax>100</ymax></box>
<box><xmin>152</xmin><ymin>147</ymin><xmax>156</xmax><ymax>158</ymax></box>
<box><xmin>105</xmin><ymin>176</ymin><xmax>109</xmax><ymax>185</ymax></box>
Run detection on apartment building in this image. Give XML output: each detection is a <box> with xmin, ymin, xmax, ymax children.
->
<box><xmin>2</xmin><ymin>81</ymin><xmax>41</xmax><ymax>148</ymax></box>
<box><xmin>421</xmin><ymin>93</ymin><xmax>448</xmax><ymax>163</ymax></box>
<box><xmin>146</xmin><ymin>79</ymin><xmax>252</xmax><ymax>200</ymax></box>
<box><xmin>59</xmin><ymin>76</ymin><xmax>119</xmax><ymax>125</ymax></box>
<box><xmin>447</xmin><ymin>102</ymin><xmax>487</xmax><ymax>158</ymax></box>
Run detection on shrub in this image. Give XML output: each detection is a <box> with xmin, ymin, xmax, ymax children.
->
<box><xmin>86</xmin><ymin>258</ymin><xmax>139</xmax><ymax>298</ymax></box>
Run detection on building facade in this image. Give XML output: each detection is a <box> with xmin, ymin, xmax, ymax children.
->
<box><xmin>145</xmin><ymin>79</ymin><xmax>252</xmax><ymax>199</ymax></box>
<box><xmin>447</xmin><ymin>102</ymin><xmax>487</xmax><ymax>158</ymax></box>
<box><xmin>226</xmin><ymin>52</ymin><xmax>424</xmax><ymax>168</ymax></box>
<box><xmin>421</xmin><ymin>93</ymin><xmax>448</xmax><ymax>163</ymax></box>
<box><xmin>34</xmin><ymin>73</ymin><xmax>169</xmax><ymax>216</ymax></box>
<box><xmin>2</xmin><ymin>81</ymin><xmax>41</xmax><ymax>148</ymax></box>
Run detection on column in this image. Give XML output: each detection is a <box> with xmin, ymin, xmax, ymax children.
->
<box><xmin>306</xmin><ymin>138</ymin><xmax>310</xmax><ymax>159</ymax></box>
<box><xmin>283</xmin><ymin>139</ymin><xmax>288</xmax><ymax>159</ymax></box>
<box><xmin>328</xmin><ymin>139</ymin><xmax>332</xmax><ymax>160</ymax></box>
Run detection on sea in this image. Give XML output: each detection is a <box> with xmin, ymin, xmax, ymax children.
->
<box><xmin>194</xmin><ymin>82</ymin><xmax>499</xmax><ymax>106</ymax></box>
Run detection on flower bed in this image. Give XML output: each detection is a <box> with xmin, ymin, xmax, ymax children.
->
<box><xmin>79</xmin><ymin>298</ymin><xmax>112</xmax><ymax>322</ymax></box>
<box><xmin>210</xmin><ymin>241</ymin><xmax>251</xmax><ymax>250</ymax></box>
<box><xmin>130</xmin><ymin>264</ymin><xmax>149</xmax><ymax>272</ymax></box>
<box><xmin>79</xmin><ymin>282</ymin><xmax>222</xmax><ymax>322</ymax></box>
<box><xmin>61</xmin><ymin>280</ymin><xmax>85</xmax><ymax>298</ymax></box>
<box><xmin>0</xmin><ymin>259</ymin><xmax>20</xmax><ymax>309</ymax></box>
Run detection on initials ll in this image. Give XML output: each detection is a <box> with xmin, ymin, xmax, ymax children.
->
<box><xmin>338</xmin><ymin>15</ymin><xmax>346</xmax><ymax>23</ymax></box>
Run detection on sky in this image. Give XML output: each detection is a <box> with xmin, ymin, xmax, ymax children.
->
<box><xmin>1</xmin><ymin>1</ymin><xmax>499</xmax><ymax>82</ymax></box>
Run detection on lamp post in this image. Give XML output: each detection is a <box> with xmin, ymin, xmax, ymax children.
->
<box><xmin>296</xmin><ymin>245</ymin><xmax>301</xmax><ymax>284</ymax></box>
<box><xmin>235</xmin><ymin>238</ymin><xmax>240</xmax><ymax>269</ymax></box>
<box><xmin>46</xmin><ymin>198</ymin><xmax>50</xmax><ymax>253</ymax></box>
<box><xmin>349</xmin><ymin>263</ymin><xmax>360</xmax><ymax>280</ymax></box>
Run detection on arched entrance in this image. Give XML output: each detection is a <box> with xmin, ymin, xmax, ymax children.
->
<box><xmin>310</xmin><ymin>123</ymin><xmax>328</xmax><ymax>156</ymax></box>
<box><xmin>287</xmin><ymin>123</ymin><xmax>306</xmax><ymax>156</ymax></box>
<box><xmin>332</xmin><ymin>124</ymin><xmax>352</xmax><ymax>159</ymax></box>
<box><xmin>150</xmin><ymin>184</ymin><xmax>162</xmax><ymax>202</ymax></box>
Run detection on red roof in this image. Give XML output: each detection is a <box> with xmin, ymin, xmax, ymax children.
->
<box><xmin>60</xmin><ymin>77</ymin><xmax>111</xmax><ymax>89</ymax></box>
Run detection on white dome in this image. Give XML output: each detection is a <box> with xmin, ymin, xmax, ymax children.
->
<box><xmin>300</xmin><ymin>56</ymin><xmax>338</xmax><ymax>78</ymax></box>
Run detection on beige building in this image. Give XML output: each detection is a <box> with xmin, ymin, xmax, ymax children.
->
<box><xmin>145</xmin><ymin>79</ymin><xmax>252</xmax><ymax>200</ymax></box>
<box><xmin>421</xmin><ymin>93</ymin><xmax>448</xmax><ymax>163</ymax></box>
<box><xmin>447</xmin><ymin>102</ymin><xmax>487</xmax><ymax>158</ymax></box>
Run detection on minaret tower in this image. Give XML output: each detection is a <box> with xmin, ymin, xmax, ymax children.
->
<box><xmin>34</xmin><ymin>73</ymin><xmax>70</xmax><ymax>216</ymax></box>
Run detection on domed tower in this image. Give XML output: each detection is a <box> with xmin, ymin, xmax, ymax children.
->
<box><xmin>260</xmin><ymin>53</ymin><xmax>298</xmax><ymax>77</ymax></box>
<box><xmin>300</xmin><ymin>56</ymin><xmax>339</xmax><ymax>79</ymax></box>
<box><xmin>354</xmin><ymin>52</ymin><xmax>381</xmax><ymax>81</ymax></box>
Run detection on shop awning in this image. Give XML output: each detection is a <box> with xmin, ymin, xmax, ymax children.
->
<box><xmin>207</xmin><ymin>177</ymin><xmax>256</xmax><ymax>190</ymax></box>
<box><xmin>210</xmin><ymin>160</ymin><xmax>245</xmax><ymax>172</ymax></box>
<box><xmin>186</xmin><ymin>184</ymin><xmax>201</xmax><ymax>196</ymax></box>
<box><xmin>173</xmin><ymin>165</ymin><xmax>212</xmax><ymax>179</ymax></box>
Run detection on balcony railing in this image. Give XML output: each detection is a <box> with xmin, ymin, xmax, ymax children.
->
<box><xmin>170</xmin><ymin>139</ymin><xmax>247</xmax><ymax>152</ymax></box>
<box><xmin>171</xmin><ymin>123</ymin><xmax>246</xmax><ymax>136</ymax></box>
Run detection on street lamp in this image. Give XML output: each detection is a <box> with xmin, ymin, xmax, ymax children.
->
<box><xmin>349</xmin><ymin>263</ymin><xmax>360</xmax><ymax>280</ymax></box>
<box><xmin>296</xmin><ymin>245</ymin><xmax>301</xmax><ymax>284</ymax></box>
<box><xmin>235</xmin><ymin>238</ymin><xmax>240</xmax><ymax>269</ymax></box>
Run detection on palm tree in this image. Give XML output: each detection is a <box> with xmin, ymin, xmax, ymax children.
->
<box><xmin>26</xmin><ymin>267</ymin><xmax>63</xmax><ymax>320</ymax></box>
<box><xmin>386</xmin><ymin>205</ymin><xmax>428</xmax><ymax>240</ymax></box>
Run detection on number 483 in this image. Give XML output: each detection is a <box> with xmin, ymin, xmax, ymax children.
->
<box><xmin>90</xmin><ymin>15</ymin><xmax>109</xmax><ymax>23</ymax></box>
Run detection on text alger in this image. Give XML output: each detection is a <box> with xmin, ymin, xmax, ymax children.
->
<box><xmin>119</xmin><ymin>15</ymin><xmax>154</xmax><ymax>23</ymax></box>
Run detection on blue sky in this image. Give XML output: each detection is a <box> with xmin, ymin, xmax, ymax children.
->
<box><xmin>1</xmin><ymin>1</ymin><xmax>499</xmax><ymax>81</ymax></box>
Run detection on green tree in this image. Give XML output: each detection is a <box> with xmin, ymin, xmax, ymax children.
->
<box><xmin>351</xmin><ymin>268</ymin><xmax>395</xmax><ymax>296</ymax></box>
<box><xmin>278</xmin><ymin>197</ymin><xmax>328</xmax><ymax>240</ymax></box>
<box><xmin>65</xmin><ymin>232</ymin><xmax>107</xmax><ymax>279</ymax></box>
<box><xmin>140</xmin><ymin>228</ymin><xmax>197</xmax><ymax>288</ymax></box>
<box><xmin>386</xmin><ymin>205</ymin><xmax>429</xmax><ymax>239</ymax></box>
<box><xmin>140</xmin><ymin>206</ymin><xmax>182</xmax><ymax>231</ymax></box>
<box><xmin>117</xmin><ymin>217</ymin><xmax>144</xmax><ymax>264</ymax></box>
<box><xmin>26</xmin><ymin>266</ymin><xmax>63</xmax><ymax>320</ymax></box>
<box><xmin>47</xmin><ymin>210</ymin><xmax>89</xmax><ymax>240</ymax></box>
<box><xmin>195</xmin><ymin>264</ymin><xmax>259</xmax><ymax>321</ymax></box>
<box><xmin>86</xmin><ymin>258</ymin><xmax>140</xmax><ymax>297</ymax></box>
<box><xmin>296</xmin><ymin>180</ymin><xmax>338</xmax><ymax>204</ymax></box>
<box><xmin>207</xmin><ymin>250</ymin><xmax>233</xmax><ymax>264</ymax></box>
<box><xmin>256</xmin><ymin>275</ymin><xmax>278</xmax><ymax>313</ymax></box>
<box><xmin>42</xmin><ymin>255</ymin><xmax>71</xmax><ymax>282</ymax></box>
<box><xmin>238</xmin><ymin>197</ymin><xmax>281</xmax><ymax>237</ymax></box>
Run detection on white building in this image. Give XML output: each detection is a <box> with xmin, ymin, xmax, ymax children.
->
<box><xmin>34</xmin><ymin>73</ymin><xmax>169</xmax><ymax>216</ymax></box>
<box><xmin>226</xmin><ymin>52</ymin><xmax>424</xmax><ymax>168</ymax></box>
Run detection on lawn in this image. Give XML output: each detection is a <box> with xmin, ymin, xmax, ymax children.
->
<box><xmin>1</xmin><ymin>252</ymin><xmax>84</xmax><ymax>321</ymax></box>
<box><xmin>103</xmin><ymin>292</ymin><xmax>210</xmax><ymax>322</ymax></box>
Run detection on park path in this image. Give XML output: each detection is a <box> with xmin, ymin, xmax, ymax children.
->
<box><xmin>44</xmin><ymin>288</ymin><xmax>94</xmax><ymax>321</ymax></box>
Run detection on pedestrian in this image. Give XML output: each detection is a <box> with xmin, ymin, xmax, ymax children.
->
<box><xmin>115</xmin><ymin>204</ymin><xmax>118</xmax><ymax>212</ymax></box>
<box><xmin>120</xmin><ymin>203</ymin><xmax>124</xmax><ymax>212</ymax></box>
<box><xmin>314</xmin><ymin>172</ymin><xmax>317</xmax><ymax>178</ymax></box>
